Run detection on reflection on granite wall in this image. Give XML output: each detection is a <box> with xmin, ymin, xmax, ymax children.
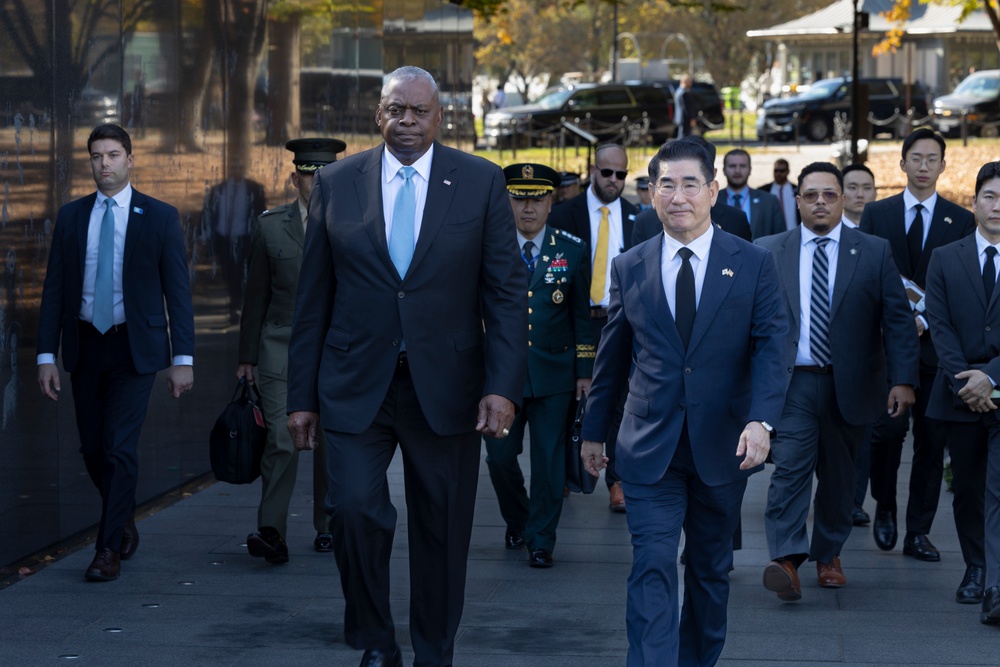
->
<box><xmin>0</xmin><ymin>0</ymin><xmax>473</xmax><ymax>569</ymax></box>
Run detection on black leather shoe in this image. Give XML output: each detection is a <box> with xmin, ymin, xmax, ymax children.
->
<box><xmin>956</xmin><ymin>566</ymin><xmax>986</xmax><ymax>604</ymax></box>
<box><xmin>120</xmin><ymin>517</ymin><xmax>139</xmax><ymax>560</ymax></box>
<box><xmin>85</xmin><ymin>548</ymin><xmax>121</xmax><ymax>581</ymax></box>
<box><xmin>529</xmin><ymin>548</ymin><xmax>554</xmax><ymax>568</ymax></box>
<box><xmin>360</xmin><ymin>644</ymin><xmax>402</xmax><ymax>667</ymax></box>
<box><xmin>851</xmin><ymin>507</ymin><xmax>870</xmax><ymax>526</ymax></box>
<box><xmin>313</xmin><ymin>532</ymin><xmax>334</xmax><ymax>552</ymax></box>
<box><xmin>982</xmin><ymin>586</ymin><xmax>1000</xmax><ymax>624</ymax></box>
<box><xmin>873</xmin><ymin>508</ymin><xmax>897</xmax><ymax>551</ymax></box>
<box><xmin>903</xmin><ymin>533</ymin><xmax>941</xmax><ymax>562</ymax></box>
<box><xmin>505</xmin><ymin>530</ymin><xmax>525</xmax><ymax>550</ymax></box>
<box><xmin>246</xmin><ymin>527</ymin><xmax>289</xmax><ymax>564</ymax></box>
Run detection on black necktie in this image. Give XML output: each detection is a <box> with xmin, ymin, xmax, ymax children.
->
<box><xmin>732</xmin><ymin>193</ymin><xmax>743</xmax><ymax>209</ymax></box>
<box><xmin>985</xmin><ymin>246</ymin><xmax>997</xmax><ymax>302</ymax></box>
<box><xmin>676</xmin><ymin>247</ymin><xmax>696</xmax><ymax>348</ymax></box>
<box><xmin>907</xmin><ymin>204</ymin><xmax>924</xmax><ymax>276</ymax></box>
<box><xmin>522</xmin><ymin>240</ymin><xmax>537</xmax><ymax>279</ymax></box>
<box><xmin>810</xmin><ymin>238</ymin><xmax>832</xmax><ymax>367</ymax></box>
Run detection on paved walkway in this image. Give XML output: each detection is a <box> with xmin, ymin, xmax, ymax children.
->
<box><xmin>1</xmin><ymin>438</ymin><xmax>998</xmax><ymax>666</ymax></box>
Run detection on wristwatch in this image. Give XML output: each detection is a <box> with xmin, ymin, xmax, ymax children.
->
<box><xmin>756</xmin><ymin>420</ymin><xmax>775</xmax><ymax>437</ymax></box>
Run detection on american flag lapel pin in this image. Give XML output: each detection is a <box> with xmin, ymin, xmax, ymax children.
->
<box><xmin>443</xmin><ymin>179</ymin><xmax>452</xmax><ymax>186</ymax></box>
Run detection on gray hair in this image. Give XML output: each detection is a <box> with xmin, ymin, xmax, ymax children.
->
<box><xmin>381</xmin><ymin>66</ymin><xmax>439</xmax><ymax>100</ymax></box>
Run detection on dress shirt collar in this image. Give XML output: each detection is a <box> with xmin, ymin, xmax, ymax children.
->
<box><xmin>903</xmin><ymin>187</ymin><xmax>938</xmax><ymax>215</ymax></box>
<box><xmin>586</xmin><ymin>186</ymin><xmax>620</xmax><ymax>217</ymax></box>
<box><xmin>975</xmin><ymin>228</ymin><xmax>1000</xmax><ymax>257</ymax></box>
<box><xmin>662</xmin><ymin>222</ymin><xmax>714</xmax><ymax>262</ymax></box>
<box><xmin>517</xmin><ymin>226</ymin><xmax>546</xmax><ymax>253</ymax></box>
<box><xmin>725</xmin><ymin>186</ymin><xmax>750</xmax><ymax>201</ymax></box>
<box><xmin>800</xmin><ymin>221</ymin><xmax>843</xmax><ymax>248</ymax></box>
<box><xmin>383</xmin><ymin>144</ymin><xmax>434</xmax><ymax>185</ymax></box>
<box><xmin>96</xmin><ymin>183</ymin><xmax>133</xmax><ymax>212</ymax></box>
<box><xmin>841</xmin><ymin>215</ymin><xmax>858</xmax><ymax>229</ymax></box>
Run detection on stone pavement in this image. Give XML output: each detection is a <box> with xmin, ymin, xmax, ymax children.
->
<box><xmin>1</xmin><ymin>438</ymin><xmax>998</xmax><ymax>666</ymax></box>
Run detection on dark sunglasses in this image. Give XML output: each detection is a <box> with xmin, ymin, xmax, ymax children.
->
<box><xmin>597</xmin><ymin>167</ymin><xmax>627</xmax><ymax>180</ymax></box>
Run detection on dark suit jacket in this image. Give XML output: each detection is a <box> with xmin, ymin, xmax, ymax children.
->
<box><xmin>285</xmin><ymin>143</ymin><xmax>527</xmax><ymax>436</ymax></box>
<box><xmin>859</xmin><ymin>192</ymin><xmax>975</xmax><ymax>369</ymax></box>
<box><xmin>582</xmin><ymin>229</ymin><xmax>788</xmax><ymax>486</ymax></box>
<box><xmin>548</xmin><ymin>190</ymin><xmax>639</xmax><ymax>254</ymax></box>
<box><xmin>760</xmin><ymin>180</ymin><xmax>800</xmax><ymax>226</ymax></box>
<box><xmin>37</xmin><ymin>189</ymin><xmax>194</xmax><ymax>374</ymax></box>
<box><xmin>631</xmin><ymin>203</ymin><xmax>751</xmax><ymax>246</ymax></box>
<box><xmin>726</xmin><ymin>187</ymin><xmax>785</xmax><ymax>240</ymax></box>
<box><xmin>757</xmin><ymin>226</ymin><xmax>919</xmax><ymax>425</ymax></box>
<box><xmin>925</xmin><ymin>236</ymin><xmax>1000</xmax><ymax>423</ymax></box>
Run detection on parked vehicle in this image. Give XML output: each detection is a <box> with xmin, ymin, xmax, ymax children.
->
<box><xmin>648</xmin><ymin>79</ymin><xmax>726</xmax><ymax>133</ymax></box>
<box><xmin>756</xmin><ymin>77</ymin><xmax>930</xmax><ymax>142</ymax></box>
<box><xmin>932</xmin><ymin>69</ymin><xmax>1000</xmax><ymax>138</ymax></box>
<box><xmin>483</xmin><ymin>82</ymin><xmax>676</xmax><ymax>148</ymax></box>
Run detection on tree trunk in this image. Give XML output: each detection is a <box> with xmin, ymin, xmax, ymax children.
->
<box><xmin>266</xmin><ymin>14</ymin><xmax>301</xmax><ymax>146</ymax></box>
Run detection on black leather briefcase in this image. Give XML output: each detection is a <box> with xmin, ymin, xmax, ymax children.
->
<box><xmin>209</xmin><ymin>378</ymin><xmax>267</xmax><ymax>484</ymax></box>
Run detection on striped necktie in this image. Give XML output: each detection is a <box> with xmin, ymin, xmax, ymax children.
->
<box><xmin>810</xmin><ymin>237</ymin><xmax>832</xmax><ymax>366</ymax></box>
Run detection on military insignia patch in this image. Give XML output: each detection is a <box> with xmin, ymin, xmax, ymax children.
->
<box><xmin>552</xmin><ymin>289</ymin><xmax>564</xmax><ymax>304</ymax></box>
<box><xmin>522</xmin><ymin>164</ymin><xmax>534</xmax><ymax>180</ymax></box>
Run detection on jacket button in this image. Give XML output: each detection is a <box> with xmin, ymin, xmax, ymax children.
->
<box><xmin>527</xmin><ymin>291</ymin><xmax>533</xmax><ymax>297</ymax></box>
<box><xmin>987</xmin><ymin>326</ymin><xmax>992</xmax><ymax>332</ymax></box>
<box><xmin>528</xmin><ymin>308</ymin><xmax>533</xmax><ymax>314</ymax></box>
<box><xmin>678</xmin><ymin>403</ymin><xmax>685</xmax><ymax>411</ymax></box>
<box><xmin>528</xmin><ymin>324</ymin><xmax>532</xmax><ymax>330</ymax></box>
<box><xmin>528</xmin><ymin>341</ymin><xmax>532</xmax><ymax>347</ymax></box>
<box><xmin>684</xmin><ymin>367</ymin><xmax>692</xmax><ymax>375</ymax></box>
<box><xmin>398</xmin><ymin>291</ymin><xmax>405</xmax><ymax>299</ymax></box>
<box><xmin>392</xmin><ymin>339</ymin><xmax>399</xmax><ymax>347</ymax></box>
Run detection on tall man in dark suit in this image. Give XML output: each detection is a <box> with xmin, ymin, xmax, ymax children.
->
<box><xmin>37</xmin><ymin>124</ymin><xmax>194</xmax><ymax>582</ymax></box>
<box><xmin>758</xmin><ymin>162</ymin><xmax>918</xmax><ymax>602</ymax></box>
<box><xmin>722</xmin><ymin>149</ymin><xmax>785</xmax><ymax>239</ymax></box>
<box><xmin>549</xmin><ymin>142</ymin><xmax>638</xmax><ymax>512</ymax></box>
<box><xmin>581</xmin><ymin>140</ymin><xmax>788</xmax><ymax>666</ymax></box>
<box><xmin>237</xmin><ymin>137</ymin><xmax>345</xmax><ymax>564</ymax></box>
<box><xmin>759</xmin><ymin>158</ymin><xmax>799</xmax><ymax>230</ymax></box>
<box><xmin>860</xmin><ymin>128</ymin><xmax>976</xmax><ymax>563</ymax></box>
<box><xmin>285</xmin><ymin>67</ymin><xmax>526</xmax><ymax>667</ymax></box>
<box><xmin>486</xmin><ymin>163</ymin><xmax>594</xmax><ymax>569</ymax></box>
<box><xmin>924</xmin><ymin>161</ymin><xmax>1000</xmax><ymax>613</ymax></box>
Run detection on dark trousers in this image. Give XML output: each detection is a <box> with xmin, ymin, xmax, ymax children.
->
<box><xmin>938</xmin><ymin>418</ymin><xmax>990</xmax><ymax>571</ymax></box>
<box><xmin>70</xmin><ymin>322</ymin><xmax>156</xmax><ymax>552</ymax></box>
<box><xmin>485</xmin><ymin>391</ymin><xmax>573</xmax><ymax>553</ymax></box>
<box><xmin>590</xmin><ymin>314</ymin><xmax>624</xmax><ymax>487</ymax></box>
<box><xmin>622</xmin><ymin>426</ymin><xmax>746</xmax><ymax>667</ymax></box>
<box><xmin>853</xmin><ymin>424</ymin><xmax>873</xmax><ymax>509</ymax></box>
<box><xmin>765</xmin><ymin>370</ymin><xmax>865</xmax><ymax>564</ymax></box>
<box><xmin>869</xmin><ymin>367</ymin><xmax>946</xmax><ymax>535</ymax></box>
<box><xmin>323</xmin><ymin>360</ymin><xmax>480</xmax><ymax>667</ymax></box>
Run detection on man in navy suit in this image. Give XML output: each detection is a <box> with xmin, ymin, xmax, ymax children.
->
<box><xmin>550</xmin><ymin>143</ymin><xmax>638</xmax><ymax>512</ymax></box>
<box><xmin>286</xmin><ymin>67</ymin><xmax>526</xmax><ymax>667</ymax></box>
<box><xmin>860</xmin><ymin>128</ymin><xmax>976</xmax><ymax>564</ymax></box>
<box><xmin>37</xmin><ymin>124</ymin><xmax>194</xmax><ymax>582</ymax></box>
<box><xmin>581</xmin><ymin>140</ymin><xmax>788</xmax><ymax>666</ymax></box>
<box><xmin>721</xmin><ymin>149</ymin><xmax>785</xmax><ymax>240</ymax></box>
<box><xmin>757</xmin><ymin>162</ymin><xmax>918</xmax><ymax>602</ymax></box>
<box><xmin>925</xmin><ymin>161</ymin><xmax>1000</xmax><ymax>616</ymax></box>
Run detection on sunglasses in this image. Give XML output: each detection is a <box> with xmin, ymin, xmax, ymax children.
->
<box><xmin>596</xmin><ymin>167</ymin><xmax>628</xmax><ymax>180</ymax></box>
<box><xmin>799</xmin><ymin>190</ymin><xmax>841</xmax><ymax>204</ymax></box>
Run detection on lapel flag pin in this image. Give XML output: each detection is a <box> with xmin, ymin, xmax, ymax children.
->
<box><xmin>444</xmin><ymin>180</ymin><xmax>452</xmax><ymax>186</ymax></box>
<box><xmin>850</xmin><ymin>248</ymin><xmax>858</xmax><ymax>255</ymax></box>
<box><xmin>945</xmin><ymin>216</ymin><xmax>953</xmax><ymax>224</ymax></box>
<box><xmin>133</xmin><ymin>207</ymin><xmax>143</xmax><ymax>214</ymax></box>
<box><xmin>722</xmin><ymin>268</ymin><xmax>734</xmax><ymax>277</ymax></box>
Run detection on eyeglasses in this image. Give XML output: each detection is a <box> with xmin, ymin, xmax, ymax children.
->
<box><xmin>653</xmin><ymin>181</ymin><xmax>708</xmax><ymax>198</ymax></box>
<box><xmin>798</xmin><ymin>190</ymin><xmax>842</xmax><ymax>204</ymax></box>
<box><xmin>596</xmin><ymin>167</ymin><xmax>628</xmax><ymax>180</ymax></box>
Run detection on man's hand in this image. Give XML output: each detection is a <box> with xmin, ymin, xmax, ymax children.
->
<box><xmin>956</xmin><ymin>369</ymin><xmax>998</xmax><ymax>413</ymax></box>
<box><xmin>915</xmin><ymin>313</ymin><xmax>926</xmax><ymax>337</ymax></box>
<box><xmin>476</xmin><ymin>394</ymin><xmax>515</xmax><ymax>438</ymax></box>
<box><xmin>737</xmin><ymin>421</ymin><xmax>770</xmax><ymax>470</ymax></box>
<box><xmin>236</xmin><ymin>363</ymin><xmax>256</xmax><ymax>384</ymax></box>
<box><xmin>886</xmin><ymin>384</ymin><xmax>916</xmax><ymax>418</ymax></box>
<box><xmin>38</xmin><ymin>363</ymin><xmax>61</xmax><ymax>401</ymax></box>
<box><xmin>288</xmin><ymin>411</ymin><xmax>320</xmax><ymax>451</ymax></box>
<box><xmin>166</xmin><ymin>365</ymin><xmax>194</xmax><ymax>398</ymax></box>
<box><xmin>581</xmin><ymin>440</ymin><xmax>607</xmax><ymax>477</ymax></box>
<box><xmin>575</xmin><ymin>378</ymin><xmax>592</xmax><ymax>400</ymax></box>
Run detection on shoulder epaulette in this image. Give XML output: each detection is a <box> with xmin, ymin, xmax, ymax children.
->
<box><xmin>553</xmin><ymin>228</ymin><xmax>584</xmax><ymax>245</ymax></box>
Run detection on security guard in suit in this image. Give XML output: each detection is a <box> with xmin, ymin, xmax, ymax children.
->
<box><xmin>237</xmin><ymin>137</ymin><xmax>346</xmax><ymax>563</ymax></box>
<box><xmin>486</xmin><ymin>163</ymin><xmax>595</xmax><ymax>568</ymax></box>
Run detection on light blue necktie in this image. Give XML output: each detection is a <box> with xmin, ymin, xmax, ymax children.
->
<box><xmin>93</xmin><ymin>198</ymin><xmax>116</xmax><ymax>333</ymax></box>
<box><xmin>389</xmin><ymin>166</ymin><xmax>416</xmax><ymax>278</ymax></box>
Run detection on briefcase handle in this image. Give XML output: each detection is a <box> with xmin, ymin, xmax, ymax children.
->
<box><xmin>232</xmin><ymin>376</ymin><xmax>262</xmax><ymax>403</ymax></box>
<box><xmin>571</xmin><ymin>391</ymin><xmax>587</xmax><ymax>439</ymax></box>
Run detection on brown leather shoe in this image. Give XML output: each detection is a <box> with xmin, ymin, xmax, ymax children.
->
<box><xmin>120</xmin><ymin>517</ymin><xmax>139</xmax><ymax>560</ymax></box>
<box><xmin>817</xmin><ymin>556</ymin><xmax>846</xmax><ymax>588</ymax></box>
<box><xmin>85</xmin><ymin>548</ymin><xmax>121</xmax><ymax>581</ymax></box>
<box><xmin>763</xmin><ymin>559</ymin><xmax>801</xmax><ymax>601</ymax></box>
<box><xmin>609</xmin><ymin>481</ymin><xmax>626</xmax><ymax>513</ymax></box>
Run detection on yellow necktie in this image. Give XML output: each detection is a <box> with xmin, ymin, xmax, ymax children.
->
<box><xmin>591</xmin><ymin>206</ymin><xmax>610</xmax><ymax>304</ymax></box>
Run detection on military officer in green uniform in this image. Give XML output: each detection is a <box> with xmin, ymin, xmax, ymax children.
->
<box><xmin>237</xmin><ymin>137</ymin><xmax>346</xmax><ymax>564</ymax></box>
<box><xmin>486</xmin><ymin>163</ymin><xmax>596</xmax><ymax>568</ymax></box>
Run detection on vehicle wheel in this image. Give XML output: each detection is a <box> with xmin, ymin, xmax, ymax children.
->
<box><xmin>981</xmin><ymin>124</ymin><xmax>999</xmax><ymax>139</ymax></box>
<box><xmin>805</xmin><ymin>117</ymin><xmax>830</xmax><ymax>142</ymax></box>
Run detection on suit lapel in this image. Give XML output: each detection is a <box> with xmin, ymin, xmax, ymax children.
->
<box><xmin>887</xmin><ymin>195</ymin><xmax>912</xmax><ymax>278</ymax></box>
<box><xmin>530</xmin><ymin>229</ymin><xmax>559</xmax><ymax>289</ymax></box>
<box><xmin>830</xmin><ymin>227</ymin><xmax>860</xmax><ymax>319</ymax></box>
<box><xmin>76</xmin><ymin>193</ymin><xmax>98</xmax><ymax>279</ymax></box>
<box><xmin>777</xmin><ymin>228</ymin><xmax>801</xmax><ymax>334</ymax></box>
<box><xmin>958</xmin><ymin>236</ymin><xmax>989</xmax><ymax>310</ymax></box>
<box><xmin>632</xmin><ymin>237</ymin><xmax>684</xmax><ymax>355</ymax></box>
<box><xmin>357</xmin><ymin>147</ymin><xmax>396</xmax><ymax>277</ymax></box>
<box><xmin>688</xmin><ymin>231</ymin><xmax>741</xmax><ymax>352</ymax></box>
<box><xmin>123</xmin><ymin>191</ymin><xmax>144</xmax><ymax>272</ymax></box>
<box><xmin>408</xmin><ymin>143</ymin><xmax>458</xmax><ymax>277</ymax></box>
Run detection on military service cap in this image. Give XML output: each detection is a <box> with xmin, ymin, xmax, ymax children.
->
<box><xmin>558</xmin><ymin>171</ymin><xmax>581</xmax><ymax>187</ymax></box>
<box><xmin>503</xmin><ymin>163</ymin><xmax>561</xmax><ymax>199</ymax></box>
<box><xmin>635</xmin><ymin>176</ymin><xmax>650</xmax><ymax>191</ymax></box>
<box><xmin>285</xmin><ymin>137</ymin><xmax>347</xmax><ymax>172</ymax></box>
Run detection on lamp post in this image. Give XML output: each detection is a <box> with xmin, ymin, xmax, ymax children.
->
<box><xmin>851</xmin><ymin>0</ymin><xmax>861</xmax><ymax>164</ymax></box>
<box><xmin>611</xmin><ymin>0</ymin><xmax>619</xmax><ymax>81</ymax></box>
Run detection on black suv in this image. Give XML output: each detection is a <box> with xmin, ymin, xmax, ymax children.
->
<box><xmin>932</xmin><ymin>69</ymin><xmax>1000</xmax><ymax>138</ymax></box>
<box><xmin>483</xmin><ymin>82</ymin><xmax>676</xmax><ymax>148</ymax></box>
<box><xmin>650</xmin><ymin>79</ymin><xmax>726</xmax><ymax>133</ymax></box>
<box><xmin>756</xmin><ymin>77</ymin><xmax>930</xmax><ymax>142</ymax></box>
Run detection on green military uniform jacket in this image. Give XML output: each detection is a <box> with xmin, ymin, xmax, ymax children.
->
<box><xmin>524</xmin><ymin>227</ymin><xmax>595</xmax><ymax>396</ymax></box>
<box><xmin>238</xmin><ymin>201</ymin><xmax>304</xmax><ymax>379</ymax></box>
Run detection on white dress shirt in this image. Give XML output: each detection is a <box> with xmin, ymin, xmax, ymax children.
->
<box><xmin>661</xmin><ymin>224</ymin><xmax>714</xmax><ymax>318</ymax></box>
<box><xmin>587</xmin><ymin>187</ymin><xmax>626</xmax><ymax>307</ymax></box>
<box><xmin>795</xmin><ymin>224</ymin><xmax>842</xmax><ymax>366</ymax></box>
<box><xmin>382</xmin><ymin>144</ymin><xmax>434</xmax><ymax>247</ymax></box>
<box><xmin>841</xmin><ymin>215</ymin><xmax>858</xmax><ymax>229</ymax></box>
<box><xmin>902</xmin><ymin>187</ymin><xmax>938</xmax><ymax>248</ymax></box>
<box><xmin>770</xmin><ymin>182</ymin><xmax>797</xmax><ymax>230</ymax></box>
